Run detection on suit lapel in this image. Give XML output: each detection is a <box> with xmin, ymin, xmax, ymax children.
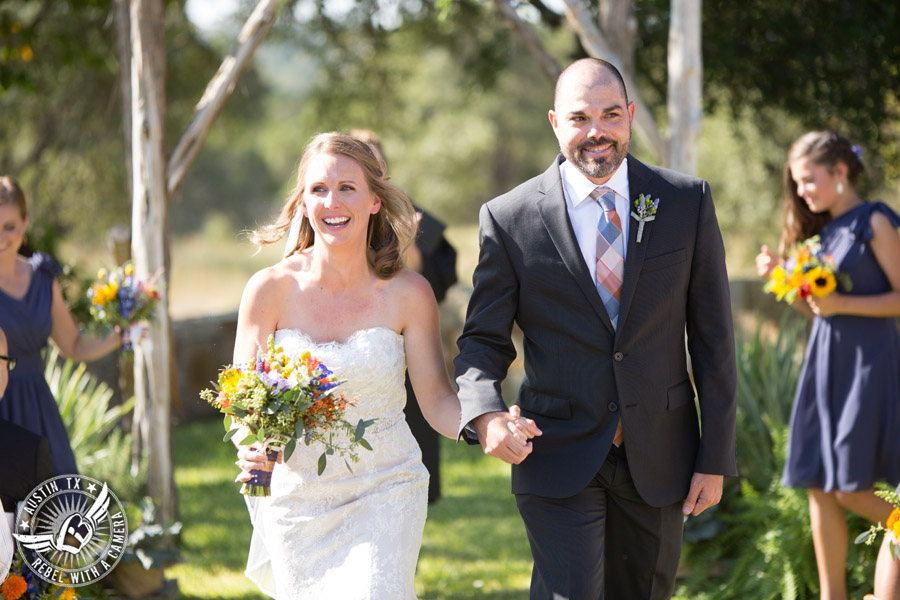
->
<box><xmin>537</xmin><ymin>157</ymin><xmax>615</xmax><ymax>334</ymax></box>
<box><xmin>617</xmin><ymin>156</ymin><xmax>655</xmax><ymax>335</ymax></box>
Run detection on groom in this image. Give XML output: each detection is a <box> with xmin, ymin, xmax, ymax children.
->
<box><xmin>455</xmin><ymin>58</ymin><xmax>737</xmax><ymax>599</ymax></box>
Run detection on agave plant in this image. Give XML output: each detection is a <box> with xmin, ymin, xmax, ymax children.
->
<box><xmin>44</xmin><ymin>345</ymin><xmax>134</xmax><ymax>461</ymax></box>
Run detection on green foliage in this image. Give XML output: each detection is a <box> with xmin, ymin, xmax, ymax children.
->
<box><xmin>633</xmin><ymin>0</ymin><xmax>900</xmax><ymax>185</ymax></box>
<box><xmin>45</xmin><ymin>345</ymin><xmax>132</xmax><ymax>453</ymax></box>
<box><xmin>733</xmin><ymin>313</ymin><xmax>807</xmax><ymax>490</ymax></box>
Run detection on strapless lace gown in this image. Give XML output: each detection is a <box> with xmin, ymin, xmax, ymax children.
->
<box><xmin>244</xmin><ymin>328</ymin><xmax>429</xmax><ymax>599</ymax></box>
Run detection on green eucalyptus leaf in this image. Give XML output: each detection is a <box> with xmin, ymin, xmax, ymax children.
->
<box><xmin>284</xmin><ymin>438</ymin><xmax>296</xmax><ymax>462</ymax></box>
<box><xmin>317</xmin><ymin>452</ymin><xmax>327</xmax><ymax>475</ymax></box>
<box><xmin>238</xmin><ymin>433</ymin><xmax>257</xmax><ymax>446</ymax></box>
<box><xmin>358</xmin><ymin>439</ymin><xmax>373</xmax><ymax>451</ymax></box>
<box><xmin>222</xmin><ymin>427</ymin><xmax>240</xmax><ymax>443</ymax></box>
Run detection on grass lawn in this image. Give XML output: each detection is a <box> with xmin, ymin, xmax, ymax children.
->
<box><xmin>170</xmin><ymin>419</ymin><xmax>532</xmax><ymax>599</ymax></box>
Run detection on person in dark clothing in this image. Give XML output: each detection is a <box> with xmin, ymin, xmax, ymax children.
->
<box><xmin>350</xmin><ymin>130</ymin><xmax>458</xmax><ymax>503</ymax></box>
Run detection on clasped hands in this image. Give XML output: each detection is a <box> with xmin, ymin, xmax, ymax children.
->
<box><xmin>472</xmin><ymin>405</ymin><xmax>543</xmax><ymax>465</ymax></box>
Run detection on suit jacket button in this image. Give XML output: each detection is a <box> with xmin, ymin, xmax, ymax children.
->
<box><xmin>614</xmin><ymin>351</ymin><xmax>624</xmax><ymax>361</ymax></box>
<box><xmin>608</xmin><ymin>402</ymin><xmax>618</xmax><ymax>412</ymax></box>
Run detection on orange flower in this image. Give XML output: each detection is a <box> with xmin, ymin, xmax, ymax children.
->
<box><xmin>1</xmin><ymin>574</ymin><xmax>27</xmax><ymax>600</ymax></box>
<box><xmin>889</xmin><ymin>508</ymin><xmax>900</xmax><ymax>538</ymax></box>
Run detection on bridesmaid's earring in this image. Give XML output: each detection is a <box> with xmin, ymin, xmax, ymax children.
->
<box><xmin>837</xmin><ymin>181</ymin><xmax>844</xmax><ymax>195</ymax></box>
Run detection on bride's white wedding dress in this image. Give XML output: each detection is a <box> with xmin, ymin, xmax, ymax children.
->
<box><xmin>244</xmin><ymin>327</ymin><xmax>429</xmax><ymax>599</ymax></box>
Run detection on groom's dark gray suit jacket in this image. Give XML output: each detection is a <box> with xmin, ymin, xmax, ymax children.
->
<box><xmin>455</xmin><ymin>154</ymin><xmax>738</xmax><ymax>507</ymax></box>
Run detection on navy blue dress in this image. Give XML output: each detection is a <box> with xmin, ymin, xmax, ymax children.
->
<box><xmin>783</xmin><ymin>202</ymin><xmax>900</xmax><ymax>492</ymax></box>
<box><xmin>0</xmin><ymin>253</ymin><xmax>76</xmax><ymax>475</ymax></box>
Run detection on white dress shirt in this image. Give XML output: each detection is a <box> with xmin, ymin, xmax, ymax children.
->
<box><xmin>559</xmin><ymin>158</ymin><xmax>631</xmax><ymax>279</ymax></box>
<box><xmin>0</xmin><ymin>498</ymin><xmax>13</xmax><ymax>581</ymax></box>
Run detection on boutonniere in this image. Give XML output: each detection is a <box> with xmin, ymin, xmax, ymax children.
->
<box><xmin>631</xmin><ymin>193</ymin><xmax>659</xmax><ymax>244</ymax></box>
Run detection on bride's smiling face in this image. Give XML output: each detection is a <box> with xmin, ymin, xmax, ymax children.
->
<box><xmin>302</xmin><ymin>152</ymin><xmax>381</xmax><ymax>247</ymax></box>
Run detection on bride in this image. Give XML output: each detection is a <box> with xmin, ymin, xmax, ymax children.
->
<box><xmin>232</xmin><ymin>132</ymin><xmax>538</xmax><ymax>598</ymax></box>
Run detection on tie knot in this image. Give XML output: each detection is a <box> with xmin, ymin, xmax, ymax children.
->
<box><xmin>590</xmin><ymin>186</ymin><xmax>617</xmax><ymax>212</ymax></box>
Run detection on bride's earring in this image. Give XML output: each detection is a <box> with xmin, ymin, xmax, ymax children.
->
<box><xmin>837</xmin><ymin>181</ymin><xmax>845</xmax><ymax>195</ymax></box>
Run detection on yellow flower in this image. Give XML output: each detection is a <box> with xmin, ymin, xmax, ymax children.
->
<box><xmin>786</xmin><ymin>269</ymin><xmax>804</xmax><ymax>289</ymax></box>
<box><xmin>124</xmin><ymin>263</ymin><xmax>134</xmax><ymax>276</ymax></box>
<box><xmin>219</xmin><ymin>367</ymin><xmax>243</xmax><ymax>398</ymax></box>
<box><xmin>55</xmin><ymin>586</ymin><xmax>76</xmax><ymax>600</ymax></box>
<box><xmin>97</xmin><ymin>268</ymin><xmax>108</xmax><ymax>280</ymax></box>
<box><xmin>20</xmin><ymin>45</ymin><xmax>33</xmax><ymax>62</ymax></box>
<box><xmin>807</xmin><ymin>267</ymin><xmax>837</xmax><ymax>297</ymax></box>
<box><xmin>0</xmin><ymin>574</ymin><xmax>27</xmax><ymax>600</ymax></box>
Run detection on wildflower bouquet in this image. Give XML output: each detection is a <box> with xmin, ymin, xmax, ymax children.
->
<box><xmin>764</xmin><ymin>235</ymin><xmax>851</xmax><ymax>304</ymax></box>
<box><xmin>856</xmin><ymin>486</ymin><xmax>900</xmax><ymax>559</ymax></box>
<box><xmin>1</xmin><ymin>555</ymin><xmax>79</xmax><ymax>600</ymax></box>
<box><xmin>201</xmin><ymin>335</ymin><xmax>375</xmax><ymax>496</ymax></box>
<box><xmin>86</xmin><ymin>262</ymin><xmax>161</xmax><ymax>356</ymax></box>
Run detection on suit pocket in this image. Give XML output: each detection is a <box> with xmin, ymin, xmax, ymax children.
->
<box><xmin>641</xmin><ymin>248</ymin><xmax>687</xmax><ymax>274</ymax></box>
<box><xmin>518</xmin><ymin>386</ymin><xmax>572</xmax><ymax>419</ymax></box>
<box><xmin>667</xmin><ymin>379</ymin><xmax>695</xmax><ymax>410</ymax></box>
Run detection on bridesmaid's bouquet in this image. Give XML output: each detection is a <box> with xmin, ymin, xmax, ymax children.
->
<box><xmin>201</xmin><ymin>335</ymin><xmax>375</xmax><ymax>497</ymax></box>
<box><xmin>855</xmin><ymin>486</ymin><xmax>900</xmax><ymax>559</ymax></box>
<box><xmin>86</xmin><ymin>262</ymin><xmax>161</xmax><ymax>357</ymax></box>
<box><xmin>764</xmin><ymin>235</ymin><xmax>851</xmax><ymax>304</ymax></box>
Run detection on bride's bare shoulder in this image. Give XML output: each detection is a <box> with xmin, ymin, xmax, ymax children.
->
<box><xmin>388</xmin><ymin>269</ymin><xmax>438</xmax><ymax>312</ymax></box>
<box><xmin>241</xmin><ymin>254</ymin><xmax>309</xmax><ymax>308</ymax></box>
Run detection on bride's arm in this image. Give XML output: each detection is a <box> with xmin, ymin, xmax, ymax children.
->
<box><xmin>400</xmin><ymin>272</ymin><xmax>462</xmax><ymax>439</ymax></box>
<box><xmin>233</xmin><ymin>268</ymin><xmax>283</xmax><ymax>363</ymax></box>
<box><xmin>232</xmin><ymin>268</ymin><xmax>286</xmax><ymax>478</ymax></box>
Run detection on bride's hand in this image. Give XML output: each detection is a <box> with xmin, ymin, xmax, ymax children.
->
<box><xmin>506</xmin><ymin>404</ymin><xmax>542</xmax><ymax>442</ymax></box>
<box><xmin>235</xmin><ymin>444</ymin><xmax>281</xmax><ymax>483</ymax></box>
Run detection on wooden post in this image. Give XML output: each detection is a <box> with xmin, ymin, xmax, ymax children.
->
<box><xmin>130</xmin><ymin>0</ymin><xmax>177</xmax><ymax>522</ymax></box>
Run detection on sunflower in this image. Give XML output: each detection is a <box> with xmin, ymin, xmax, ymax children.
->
<box><xmin>806</xmin><ymin>266</ymin><xmax>837</xmax><ymax>297</ymax></box>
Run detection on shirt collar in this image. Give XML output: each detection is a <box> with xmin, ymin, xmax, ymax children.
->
<box><xmin>561</xmin><ymin>157</ymin><xmax>630</xmax><ymax>208</ymax></box>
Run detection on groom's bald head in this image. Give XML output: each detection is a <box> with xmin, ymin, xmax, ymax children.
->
<box><xmin>554</xmin><ymin>58</ymin><xmax>629</xmax><ymax>112</ymax></box>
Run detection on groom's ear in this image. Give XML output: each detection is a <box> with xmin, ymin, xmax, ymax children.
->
<box><xmin>548</xmin><ymin>109</ymin><xmax>558</xmax><ymax>131</ymax></box>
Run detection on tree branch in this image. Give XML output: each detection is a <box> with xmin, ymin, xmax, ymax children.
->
<box><xmin>166</xmin><ymin>0</ymin><xmax>282</xmax><ymax>197</ymax></box>
<box><xmin>492</xmin><ymin>0</ymin><xmax>561</xmax><ymax>83</ymax></box>
<box><xmin>561</xmin><ymin>0</ymin><xmax>667</xmax><ymax>165</ymax></box>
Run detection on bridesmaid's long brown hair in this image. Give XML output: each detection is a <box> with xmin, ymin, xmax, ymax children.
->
<box><xmin>779</xmin><ymin>130</ymin><xmax>864</xmax><ymax>255</ymax></box>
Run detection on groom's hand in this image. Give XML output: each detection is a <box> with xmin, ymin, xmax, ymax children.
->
<box><xmin>472</xmin><ymin>407</ymin><xmax>542</xmax><ymax>465</ymax></box>
<box><xmin>682</xmin><ymin>472</ymin><xmax>724</xmax><ymax>516</ymax></box>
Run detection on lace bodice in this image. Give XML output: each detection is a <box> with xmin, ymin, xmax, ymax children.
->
<box><xmin>274</xmin><ymin>327</ymin><xmax>407</xmax><ymax>436</ymax></box>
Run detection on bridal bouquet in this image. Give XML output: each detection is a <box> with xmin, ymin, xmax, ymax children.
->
<box><xmin>764</xmin><ymin>235</ymin><xmax>851</xmax><ymax>304</ymax></box>
<box><xmin>855</xmin><ymin>486</ymin><xmax>900</xmax><ymax>559</ymax></box>
<box><xmin>86</xmin><ymin>262</ymin><xmax>161</xmax><ymax>357</ymax></box>
<box><xmin>201</xmin><ymin>335</ymin><xmax>375</xmax><ymax>496</ymax></box>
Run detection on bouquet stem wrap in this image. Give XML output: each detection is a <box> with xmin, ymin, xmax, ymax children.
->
<box><xmin>242</xmin><ymin>448</ymin><xmax>280</xmax><ymax>497</ymax></box>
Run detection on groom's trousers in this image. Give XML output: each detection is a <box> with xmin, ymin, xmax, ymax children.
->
<box><xmin>515</xmin><ymin>444</ymin><xmax>684</xmax><ymax>600</ymax></box>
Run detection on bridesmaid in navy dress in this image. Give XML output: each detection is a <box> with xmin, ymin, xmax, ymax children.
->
<box><xmin>757</xmin><ymin>131</ymin><xmax>900</xmax><ymax>600</ymax></box>
<box><xmin>0</xmin><ymin>176</ymin><xmax>121</xmax><ymax>476</ymax></box>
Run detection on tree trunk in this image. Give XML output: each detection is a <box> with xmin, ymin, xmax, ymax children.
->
<box><xmin>598</xmin><ymin>0</ymin><xmax>636</xmax><ymax>78</ymax></box>
<box><xmin>129</xmin><ymin>0</ymin><xmax>177</xmax><ymax>523</ymax></box>
<box><xmin>666</xmin><ymin>0</ymin><xmax>702</xmax><ymax>175</ymax></box>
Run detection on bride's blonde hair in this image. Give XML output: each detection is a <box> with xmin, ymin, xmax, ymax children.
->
<box><xmin>252</xmin><ymin>132</ymin><xmax>416</xmax><ymax>279</ymax></box>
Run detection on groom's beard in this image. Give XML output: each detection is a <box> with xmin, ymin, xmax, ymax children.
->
<box><xmin>566</xmin><ymin>133</ymin><xmax>631</xmax><ymax>181</ymax></box>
